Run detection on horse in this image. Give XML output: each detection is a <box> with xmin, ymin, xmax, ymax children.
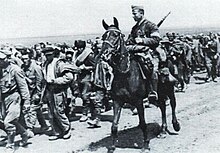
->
<box><xmin>156</xmin><ymin>49</ymin><xmax>181</xmax><ymax>137</ymax></box>
<box><xmin>97</xmin><ymin>17</ymin><xmax>151</xmax><ymax>152</ymax></box>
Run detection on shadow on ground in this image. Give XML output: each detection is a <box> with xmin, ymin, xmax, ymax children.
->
<box><xmin>87</xmin><ymin>122</ymin><xmax>161</xmax><ymax>152</ymax></box>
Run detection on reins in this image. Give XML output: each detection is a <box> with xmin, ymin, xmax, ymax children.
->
<box><xmin>102</xmin><ymin>28</ymin><xmax>130</xmax><ymax>74</ymax></box>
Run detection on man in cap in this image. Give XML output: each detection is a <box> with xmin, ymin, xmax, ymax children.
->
<box><xmin>201</xmin><ymin>34</ymin><xmax>219</xmax><ymax>82</ymax></box>
<box><xmin>0</xmin><ymin>51</ymin><xmax>31</xmax><ymax>152</ymax></box>
<box><xmin>181</xmin><ymin>35</ymin><xmax>193</xmax><ymax>87</ymax></box>
<box><xmin>0</xmin><ymin>49</ymin><xmax>36</xmax><ymax>137</ymax></box>
<box><xmin>14</xmin><ymin>45</ymin><xmax>28</xmax><ymax>66</ymax></box>
<box><xmin>126</xmin><ymin>5</ymin><xmax>161</xmax><ymax>103</ymax></box>
<box><xmin>20</xmin><ymin>50</ymin><xmax>51</xmax><ymax>134</ymax></box>
<box><xmin>41</xmin><ymin>46</ymin><xmax>73</xmax><ymax>140</ymax></box>
<box><xmin>0</xmin><ymin>49</ymin><xmax>23</xmax><ymax>67</ymax></box>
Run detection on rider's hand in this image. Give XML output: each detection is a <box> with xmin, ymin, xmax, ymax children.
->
<box><xmin>47</xmin><ymin>79</ymin><xmax>55</xmax><ymax>84</ymax></box>
<box><xmin>135</xmin><ymin>38</ymin><xmax>143</xmax><ymax>44</ymax></box>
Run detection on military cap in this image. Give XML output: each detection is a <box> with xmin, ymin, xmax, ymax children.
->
<box><xmin>160</xmin><ymin>37</ymin><xmax>171</xmax><ymax>44</ymax></box>
<box><xmin>41</xmin><ymin>46</ymin><xmax>54</xmax><ymax>55</ymax></box>
<box><xmin>203</xmin><ymin>36</ymin><xmax>210</xmax><ymax>40</ymax></box>
<box><xmin>199</xmin><ymin>33</ymin><xmax>204</xmax><ymax>37</ymax></box>
<box><xmin>74</xmin><ymin>40</ymin><xmax>86</xmax><ymax>49</ymax></box>
<box><xmin>166</xmin><ymin>32</ymin><xmax>175</xmax><ymax>37</ymax></box>
<box><xmin>131</xmin><ymin>5</ymin><xmax>144</xmax><ymax>11</ymax></box>
<box><xmin>15</xmin><ymin>44</ymin><xmax>26</xmax><ymax>51</ymax></box>
<box><xmin>39</xmin><ymin>42</ymin><xmax>46</xmax><ymax>46</ymax></box>
<box><xmin>185</xmin><ymin>35</ymin><xmax>193</xmax><ymax>41</ymax></box>
<box><xmin>0</xmin><ymin>51</ymin><xmax>7</xmax><ymax>59</ymax></box>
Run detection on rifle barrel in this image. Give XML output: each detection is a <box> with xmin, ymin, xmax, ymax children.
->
<box><xmin>157</xmin><ymin>11</ymin><xmax>171</xmax><ymax>27</ymax></box>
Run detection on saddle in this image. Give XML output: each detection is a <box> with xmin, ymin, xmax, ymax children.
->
<box><xmin>134</xmin><ymin>51</ymin><xmax>154</xmax><ymax>79</ymax></box>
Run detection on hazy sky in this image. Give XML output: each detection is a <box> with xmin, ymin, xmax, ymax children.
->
<box><xmin>0</xmin><ymin>0</ymin><xmax>220</xmax><ymax>38</ymax></box>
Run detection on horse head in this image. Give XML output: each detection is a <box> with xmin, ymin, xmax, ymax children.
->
<box><xmin>100</xmin><ymin>17</ymin><xmax>129</xmax><ymax>73</ymax></box>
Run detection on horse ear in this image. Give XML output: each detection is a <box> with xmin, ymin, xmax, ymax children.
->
<box><xmin>102</xmin><ymin>19</ymin><xmax>109</xmax><ymax>30</ymax></box>
<box><xmin>113</xmin><ymin>17</ymin><xmax>119</xmax><ymax>29</ymax></box>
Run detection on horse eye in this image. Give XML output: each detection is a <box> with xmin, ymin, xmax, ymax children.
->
<box><xmin>102</xmin><ymin>35</ymin><xmax>105</xmax><ymax>40</ymax></box>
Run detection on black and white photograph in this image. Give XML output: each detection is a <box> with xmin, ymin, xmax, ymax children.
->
<box><xmin>0</xmin><ymin>0</ymin><xmax>220</xmax><ymax>153</ymax></box>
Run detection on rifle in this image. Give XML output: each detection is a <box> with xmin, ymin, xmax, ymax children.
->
<box><xmin>157</xmin><ymin>11</ymin><xmax>171</xmax><ymax>28</ymax></box>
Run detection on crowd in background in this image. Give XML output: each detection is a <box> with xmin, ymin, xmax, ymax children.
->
<box><xmin>0</xmin><ymin>31</ymin><xmax>220</xmax><ymax>152</ymax></box>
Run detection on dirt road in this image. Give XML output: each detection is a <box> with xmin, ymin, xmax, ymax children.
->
<box><xmin>1</xmin><ymin>76</ymin><xmax>220</xmax><ymax>153</ymax></box>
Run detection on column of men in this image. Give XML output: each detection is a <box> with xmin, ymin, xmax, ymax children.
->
<box><xmin>160</xmin><ymin>32</ymin><xmax>220</xmax><ymax>93</ymax></box>
<box><xmin>0</xmin><ymin>31</ymin><xmax>220</xmax><ymax>152</ymax></box>
<box><xmin>0</xmin><ymin>39</ymin><xmax>105</xmax><ymax>152</ymax></box>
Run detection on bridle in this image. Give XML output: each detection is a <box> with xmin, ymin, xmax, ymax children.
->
<box><xmin>101</xmin><ymin>28</ymin><xmax>130</xmax><ymax>74</ymax></box>
<box><xmin>102</xmin><ymin>28</ymin><xmax>122</xmax><ymax>51</ymax></box>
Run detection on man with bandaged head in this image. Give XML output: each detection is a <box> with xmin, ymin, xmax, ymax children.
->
<box><xmin>41</xmin><ymin>46</ymin><xmax>73</xmax><ymax>140</ymax></box>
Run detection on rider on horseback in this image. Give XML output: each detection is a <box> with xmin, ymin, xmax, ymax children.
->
<box><xmin>126</xmin><ymin>5</ymin><xmax>161</xmax><ymax>104</ymax></box>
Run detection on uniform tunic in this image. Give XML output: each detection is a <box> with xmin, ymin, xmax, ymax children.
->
<box><xmin>22</xmin><ymin>60</ymin><xmax>44</xmax><ymax>129</ymax></box>
<box><xmin>126</xmin><ymin>18</ymin><xmax>160</xmax><ymax>49</ymax></box>
<box><xmin>126</xmin><ymin>18</ymin><xmax>161</xmax><ymax>92</ymax></box>
<box><xmin>0</xmin><ymin>63</ymin><xmax>30</xmax><ymax>131</ymax></box>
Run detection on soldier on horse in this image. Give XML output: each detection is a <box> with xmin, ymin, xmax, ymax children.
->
<box><xmin>125</xmin><ymin>5</ymin><xmax>161</xmax><ymax>103</ymax></box>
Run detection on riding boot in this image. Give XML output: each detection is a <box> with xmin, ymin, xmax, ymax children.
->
<box><xmin>148</xmin><ymin>75</ymin><xmax>158</xmax><ymax>106</ymax></box>
<box><xmin>152</xmin><ymin>72</ymin><xmax>158</xmax><ymax>92</ymax></box>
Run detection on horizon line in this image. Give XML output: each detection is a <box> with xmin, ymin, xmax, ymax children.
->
<box><xmin>1</xmin><ymin>26</ymin><xmax>220</xmax><ymax>40</ymax></box>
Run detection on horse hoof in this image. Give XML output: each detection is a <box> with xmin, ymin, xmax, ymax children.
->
<box><xmin>157</xmin><ymin>131</ymin><xmax>167</xmax><ymax>139</ymax></box>
<box><xmin>107</xmin><ymin>146</ymin><xmax>116</xmax><ymax>153</ymax></box>
<box><xmin>141</xmin><ymin>147</ymin><xmax>150</xmax><ymax>153</ymax></box>
<box><xmin>172</xmin><ymin>120</ymin><xmax>181</xmax><ymax>132</ymax></box>
<box><xmin>141</xmin><ymin>141</ymin><xmax>150</xmax><ymax>153</ymax></box>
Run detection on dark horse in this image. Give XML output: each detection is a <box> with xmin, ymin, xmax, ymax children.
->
<box><xmin>157</xmin><ymin>51</ymin><xmax>181</xmax><ymax>137</ymax></box>
<box><xmin>98</xmin><ymin>17</ymin><xmax>150</xmax><ymax>152</ymax></box>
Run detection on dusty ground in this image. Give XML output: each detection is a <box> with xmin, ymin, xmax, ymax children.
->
<box><xmin>1</xmin><ymin>73</ymin><xmax>220</xmax><ymax>153</ymax></box>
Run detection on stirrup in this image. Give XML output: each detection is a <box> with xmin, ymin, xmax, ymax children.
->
<box><xmin>148</xmin><ymin>91</ymin><xmax>158</xmax><ymax>107</ymax></box>
<box><xmin>148</xmin><ymin>91</ymin><xmax>158</xmax><ymax>100</ymax></box>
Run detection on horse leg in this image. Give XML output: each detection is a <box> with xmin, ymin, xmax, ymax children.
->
<box><xmin>169</xmin><ymin>85</ymin><xmax>181</xmax><ymax>132</ymax></box>
<box><xmin>158</xmin><ymin>97</ymin><xmax>168</xmax><ymax>138</ymax></box>
<box><xmin>136</xmin><ymin>102</ymin><xmax>150</xmax><ymax>152</ymax></box>
<box><xmin>108</xmin><ymin>101</ymin><xmax>122</xmax><ymax>153</ymax></box>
